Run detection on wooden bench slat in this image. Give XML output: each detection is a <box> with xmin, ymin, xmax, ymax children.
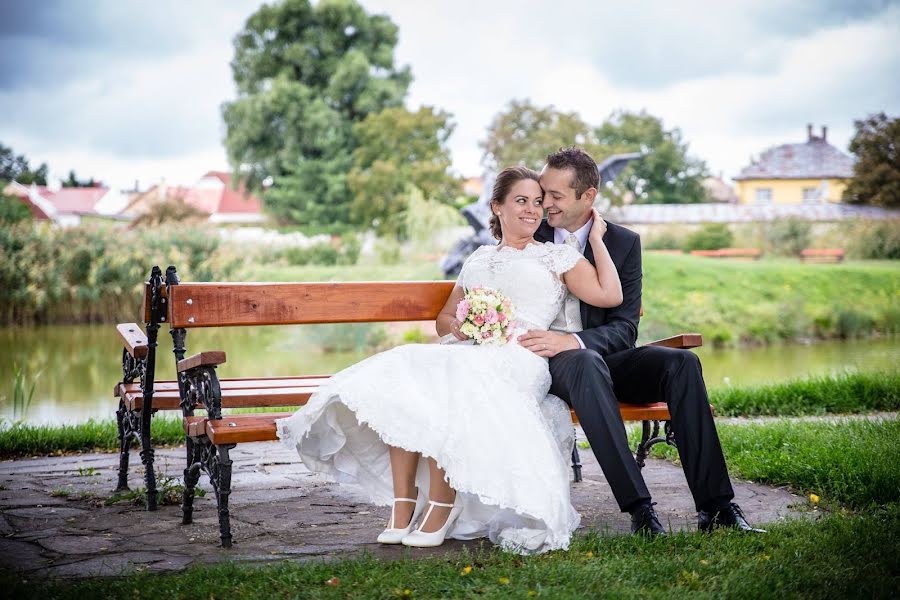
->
<box><xmin>124</xmin><ymin>387</ymin><xmax>317</xmax><ymax>411</ymax></box>
<box><xmin>117</xmin><ymin>376</ymin><xmax>333</xmax><ymax>397</ymax></box>
<box><xmin>116</xmin><ymin>323</ymin><xmax>149</xmax><ymax>359</ymax></box>
<box><xmin>189</xmin><ymin>413</ymin><xmax>290</xmax><ymax>445</ymax></box>
<box><xmin>645</xmin><ymin>333</ymin><xmax>703</xmax><ymax>349</ymax></box>
<box><xmin>177</xmin><ymin>351</ymin><xmax>227</xmax><ymax>372</ymax></box>
<box><xmin>187</xmin><ymin>404</ymin><xmax>679</xmax><ymax>445</ymax></box>
<box><xmin>167</xmin><ymin>281</ymin><xmax>455</xmax><ymax>328</ymax></box>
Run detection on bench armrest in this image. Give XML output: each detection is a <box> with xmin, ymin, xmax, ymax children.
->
<box><xmin>177</xmin><ymin>351</ymin><xmax>227</xmax><ymax>373</ymax></box>
<box><xmin>644</xmin><ymin>333</ymin><xmax>703</xmax><ymax>350</ymax></box>
<box><xmin>117</xmin><ymin>323</ymin><xmax>149</xmax><ymax>359</ymax></box>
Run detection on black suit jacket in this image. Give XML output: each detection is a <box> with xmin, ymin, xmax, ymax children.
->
<box><xmin>535</xmin><ymin>219</ymin><xmax>642</xmax><ymax>356</ymax></box>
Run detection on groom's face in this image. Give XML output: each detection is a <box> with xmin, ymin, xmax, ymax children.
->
<box><xmin>540</xmin><ymin>167</ymin><xmax>593</xmax><ymax>232</ymax></box>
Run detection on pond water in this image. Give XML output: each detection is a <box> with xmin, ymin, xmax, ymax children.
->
<box><xmin>0</xmin><ymin>324</ymin><xmax>897</xmax><ymax>425</ymax></box>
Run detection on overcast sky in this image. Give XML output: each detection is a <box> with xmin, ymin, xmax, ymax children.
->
<box><xmin>1</xmin><ymin>0</ymin><xmax>898</xmax><ymax>190</ymax></box>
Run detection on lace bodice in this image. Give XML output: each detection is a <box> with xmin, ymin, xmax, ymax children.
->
<box><xmin>458</xmin><ymin>242</ymin><xmax>583</xmax><ymax>331</ymax></box>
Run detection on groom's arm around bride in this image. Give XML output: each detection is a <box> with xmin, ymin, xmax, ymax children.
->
<box><xmin>526</xmin><ymin>147</ymin><xmax>764</xmax><ymax>536</ymax></box>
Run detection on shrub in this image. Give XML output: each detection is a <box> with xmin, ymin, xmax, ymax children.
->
<box><xmin>282</xmin><ymin>235</ymin><xmax>360</xmax><ymax>266</ymax></box>
<box><xmin>683</xmin><ymin>223</ymin><xmax>733</xmax><ymax>251</ymax></box>
<box><xmin>0</xmin><ymin>223</ymin><xmax>241</xmax><ymax>325</ymax></box>
<box><xmin>766</xmin><ymin>217</ymin><xmax>811</xmax><ymax>256</ymax></box>
<box><xmin>375</xmin><ymin>237</ymin><xmax>402</xmax><ymax>265</ymax></box>
<box><xmin>849</xmin><ymin>219</ymin><xmax>900</xmax><ymax>259</ymax></box>
<box><xmin>130</xmin><ymin>200</ymin><xmax>207</xmax><ymax>228</ymax></box>
<box><xmin>642</xmin><ymin>227</ymin><xmax>683</xmax><ymax>250</ymax></box>
<box><xmin>0</xmin><ymin>194</ymin><xmax>31</xmax><ymax>223</ymax></box>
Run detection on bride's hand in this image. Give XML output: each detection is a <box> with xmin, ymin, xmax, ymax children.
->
<box><xmin>588</xmin><ymin>208</ymin><xmax>607</xmax><ymax>244</ymax></box>
<box><xmin>449</xmin><ymin>319</ymin><xmax>469</xmax><ymax>341</ymax></box>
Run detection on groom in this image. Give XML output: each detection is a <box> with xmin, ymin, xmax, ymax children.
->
<box><xmin>520</xmin><ymin>147</ymin><xmax>763</xmax><ymax>535</ymax></box>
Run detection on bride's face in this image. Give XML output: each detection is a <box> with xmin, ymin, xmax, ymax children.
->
<box><xmin>493</xmin><ymin>179</ymin><xmax>543</xmax><ymax>238</ymax></box>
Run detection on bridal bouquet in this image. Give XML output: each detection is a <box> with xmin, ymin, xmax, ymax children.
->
<box><xmin>455</xmin><ymin>287</ymin><xmax>516</xmax><ymax>345</ymax></box>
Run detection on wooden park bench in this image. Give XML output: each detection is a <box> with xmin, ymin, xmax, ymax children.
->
<box><xmin>800</xmin><ymin>248</ymin><xmax>845</xmax><ymax>263</ymax></box>
<box><xmin>689</xmin><ymin>248</ymin><xmax>762</xmax><ymax>260</ymax></box>
<box><xmin>114</xmin><ymin>265</ymin><xmax>703</xmax><ymax>547</ymax></box>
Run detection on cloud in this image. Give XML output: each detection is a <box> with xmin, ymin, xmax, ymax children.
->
<box><xmin>368</xmin><ymin>0</ymin><xmax>900</xmax><ymax>176</ymax></box>
<box><xmin>0</xmin><ymin>0</ymin><xmax>259</xmax><ymax>185</ymax></box>
<box><xmin>1</xmin><ymin>0</ymin><xmax>898</xmax><ymax>188</ymax></box>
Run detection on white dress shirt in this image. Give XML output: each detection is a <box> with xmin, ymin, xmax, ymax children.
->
<box><xmin>549</xmin><ymin>219</ymin><xmax>593</xmax><ymax>349</ymax></box>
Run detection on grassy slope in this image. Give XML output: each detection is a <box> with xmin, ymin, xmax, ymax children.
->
<box><xmin>639</xmin><ymin>254</ymin><xmax>899</xmax><ymax>345</ymax></box>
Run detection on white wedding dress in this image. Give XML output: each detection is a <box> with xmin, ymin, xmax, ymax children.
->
<box><xmin>277</xmin><ymin>242</ymin><xmax>584</xmax><ymax>553</ymax></box>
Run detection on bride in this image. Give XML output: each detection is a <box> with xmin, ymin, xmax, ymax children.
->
<box><xmin>277</xmin><ymin>165</ymin><xmax>622</xmax><ymax>554</ymax></box>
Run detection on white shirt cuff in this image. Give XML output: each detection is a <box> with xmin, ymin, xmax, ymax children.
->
<box><xmin>573</xmin><ymin>333</ymin><xmax>586</xmax><ymax>350</ymax></box>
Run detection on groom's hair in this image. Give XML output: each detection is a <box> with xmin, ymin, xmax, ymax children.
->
<box><xmin>489</xmin><ymin>166</ymin><xmax>540</xmax><ymax>240</ymax></box>
<box><xmin>546</xmin><ymin>147</ymin><xmax>599</xmax><ymax>199</ymax></box>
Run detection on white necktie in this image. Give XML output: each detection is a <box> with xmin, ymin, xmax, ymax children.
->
<box><xmin>549</xmin><ymin>234</ymin><xmax>584</xmax><ymax>333</ymax></box>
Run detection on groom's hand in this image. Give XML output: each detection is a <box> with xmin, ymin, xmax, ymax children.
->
<box><xmin>518</xmin><ymin>330</ymin><xmax>581</xmax><ymax>357</ymax></box>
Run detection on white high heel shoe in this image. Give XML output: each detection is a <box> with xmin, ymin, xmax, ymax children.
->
<box><xmin>377</xmin><ymin>493</ymin><xmax>426</xmax><ymax>544</ymax></box>
<box><xmin>401</xmin><ymin>498</ymin><xmax>462</xmax><ymax>548</ymax></box>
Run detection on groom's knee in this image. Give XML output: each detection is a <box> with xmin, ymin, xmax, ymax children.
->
<box><xmin>552</xmin><ymin>349</ymin><xmax>614</xmax><ymax>392</ymax></box>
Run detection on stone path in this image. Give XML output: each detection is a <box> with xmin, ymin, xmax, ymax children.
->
<box><xmin>0</xmin><ymin>432</ymin><xmax>808</xmax><ymax>578</ymax></box>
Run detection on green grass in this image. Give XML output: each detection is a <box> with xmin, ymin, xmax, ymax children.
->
<box><xmin>0</xmin><ymin>415</ymin><xmax>184</xmax><ymax>458</ymax></box>
<box><xmin>1</xmin><ymin>371</ymin><xmax>897</xmax><ymax>459</ymax></box>
<box><xmin>708</xmin><ymin>370</ymin><xmax>900</xmax><ymax>416</ymax></box>
<box><xmin>3</xmin><ymin>507</ymin><xmax>898</xmax><ymax>599</ymax></box>
<box><xmin>639</xmin><ymin>253</ymin><xmax>899</xmax><ymax>346</ymax></box>
<box><xmin>628</xmin><ymin>418</ymin><xmax>900</xmax><ymax>510</ymax></box>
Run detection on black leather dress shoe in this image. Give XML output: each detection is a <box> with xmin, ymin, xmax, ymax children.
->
<box><xmin>698</xmin><ymin>503</ymin><xmax>766</xmax><ymax>533</ymax></box>
<box><xmin>631</xmin><ymin>503</ymin><xmax>667</xmax><ymax>536</ymax></box>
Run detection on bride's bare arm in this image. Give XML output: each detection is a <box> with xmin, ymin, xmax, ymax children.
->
<box><xmin>436</xmin><ymin>284</ymin><xmax>468</xmax><ymax>340</ymax></box>
<box><xmin>562</xmin><ymin>210</ymin><xmax>623</xmax><ymax>308</ymax></box>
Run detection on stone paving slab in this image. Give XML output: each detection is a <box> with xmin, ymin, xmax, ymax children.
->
<box><xmin>0</xmin><ymin>432</ymin><xmax>809</xmax><ymax>578</ymax></box>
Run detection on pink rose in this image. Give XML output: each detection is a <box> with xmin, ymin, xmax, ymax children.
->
<box><xmin>455</xmin><ymin>299</ymin><xmax>470</xmax><ymax>322</ymax></box>
<box><xmin>497</xmin><ymin>312</ymin><xmax>507</xmax><ymax>323</ymax></box>
<box><xmin>473</xmin><ymin>314</ymin><xmax>485</xmax><ymax>326</ymax></box>
<box><xmin>485</xmin><ymin>307</ymin><xmax>498</xmax><ymax>324</ymax></box>
<box><xmin>482</xmin><ymin>329</ymin><xmax>493</xmax><ymax>340</ymax></box>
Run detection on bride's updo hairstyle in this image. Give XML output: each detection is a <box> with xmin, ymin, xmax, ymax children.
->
<box><xmin>489</xmin><ymin>166</ymin><xmax>540</xmax><ymax>240</ymax></box>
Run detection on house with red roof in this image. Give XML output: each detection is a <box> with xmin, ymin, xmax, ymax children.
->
<box><xmin>3</xmin><ymin>181</ymin><xmax>130</xmax><ymax>226</ymax></box>
<box><xmin>181</xmin><ymin>171</ymin><xmax>265</xmax><ymax>224</ymax></box>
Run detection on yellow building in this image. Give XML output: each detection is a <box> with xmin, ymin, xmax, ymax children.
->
<box><xmin>734</xmin><ymin>125</ymin><xmax>854</xmax><ymax>205</ymax></box>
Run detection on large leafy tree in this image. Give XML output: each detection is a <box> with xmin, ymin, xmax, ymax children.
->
<box><xmin>222</xmin><ymin>0</ymin><xmax>411</xmax><ymax>225</ymax></box>
<box><xmin>479</xmin><ymin>100</ymin><xmax>604</xmax><ymax>172</ymax></box>
<box><xmin>595</xmin><ymin>110</ymin><xmax>708</xmax><ymax>204</ymax></box>
<box><xmin>348</xmin><ymin>106</ymin><xmax>459</xmax><ymax>236</ymax></box>
<box><xmin>843</xmin><ymin>112</ymin><xmax>900</xmax><ymax>208</ymax></box>
<box><xmin>0</xmin><ymin>143</ymin><xmax>48</xmax><ymax>185</ymax></box>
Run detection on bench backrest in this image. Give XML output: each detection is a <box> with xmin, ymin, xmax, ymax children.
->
<box><xmin>163</xmin><ymin>281</ymin><xmax>456</xmax><ymax>329</ymax></box>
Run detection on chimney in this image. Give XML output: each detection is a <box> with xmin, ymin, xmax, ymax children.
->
<box><xmin>807</xmin><ymin>123</ymin><xmax>813</xmax><ymax>141</ymax></box>
<box><xmin>821</xmin><ymin>126</ymin><xmax>827</xmax><ymax>141</ymax></box>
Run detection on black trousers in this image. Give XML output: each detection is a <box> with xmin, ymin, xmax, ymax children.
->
<box><xmin>549</xmin><ymin>345</ymin><xmax>734</xmax><ymax>512</ymax></box>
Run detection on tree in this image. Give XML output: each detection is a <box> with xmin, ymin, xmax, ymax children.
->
<box><xmin>347</xmin><ymin>106</ymin><xmax>459</xmax><ymax>236</ymax></box>
<box><xmin>222</xmin><ymin>0</ymin><xmax>412</xmax><ymax>226</ymax></box>
<box><xmin>0</xmin><ymin>143</ymin><xmax>48</xmax><ymax>185</ymax></box>
<box><xmin>595</xmin><ymin>111</ymin><xmax>708</xmax><ymax>204</ymax></box>
<box><xmin>480</xmin><ymin>100</ymin><xmax>603</xmax><ymax>172</ymax></box>
<box><xmin>843</xmin><ymin>112</ymin><xmax>900</xmax><ymax>208</ymax></box>
<box><xmin>62</xmin><ymin>170</ymin><xmax>99</xmax><ymax>188</ymax></box>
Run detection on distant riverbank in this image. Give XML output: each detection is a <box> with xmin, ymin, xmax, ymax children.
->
<box><xmin>2</xmin><ymin>224</ymin><xmax>897</xmax><ymax>347</ymax></box>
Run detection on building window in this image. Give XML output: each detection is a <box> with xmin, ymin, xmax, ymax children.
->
<box><xmin>755</xmin><ymin>188</ymin><xmax>772</xmax><ymax>204</ymax></box>
<box><xmin>802</xmin><ymin>187</ymin><xmax>819</xmax><ymax>203</ymax></box>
